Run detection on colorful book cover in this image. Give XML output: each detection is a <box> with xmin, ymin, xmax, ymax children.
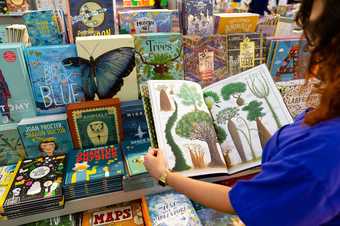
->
<box><xmin>67</xmin><ymin>98</ymin><xmax>123</xmax><ymax>149</ymax></box>
<box><xmin>35</xmin><ymin>0</ymin><xmax>68</xmax><ymax>13</ymax></box>
<box><xmin>5</xmin><ymin>0</ymin><xmax>29</xmax><ymax>12</ymax></box>
<box><xmin>146</xmin><ymin>191</ymin><xmax>202</xmax><ymax>226</ymax></box>
<box><xmin>134</xmin><ymin>33</ymin><xmax>184</xmax><ymax>85</ymax></box>
<box><xmin>25</xmin><ymin>45</ymin><xmax>85</xmax><ymax>115</ymax></box>
<box><xmin>0</xmin><ymin>0</ymin><xmax>7</xmax><ymax>14</ymax></box>
<box><xmin>3</xmin><ymin>155</ymin><xmax>65</xmax><ymax>208</ymax></box>
<box><xmin>119</xmin><ymin>9</ymin><xmax>178</xmax><ymax>34</ymax></box>
<box><xmin>69</xmin><ymin>0</ymin><xmax>114</xmax><ymax>38</ymax></box>
<box><xmin>0</xmin><ymin>25</ymin><xmax>7</xmax><ymax>43</ymax></box>
<box><xmin>121</xmin><ymin>100</ymin><xmax>150</xmax><ymax>176</ymax></box>
<box><xmin>81</xmin><ymin>199</ymin><xmax>145</xmax><ymax>226</ymax></box>
<box><xmin>0</xmin><ymin>123</ymin><xmax>25</xmax><ymax>167</ymax></box>
<box><xmin>22</xmin><ymin>214</ymin><xmax>78</xmax><ymax>226</ymax></box>
<box><xmin>0</xmin><ymin>44</ymin><xmax>36</xmax><ymax>124</ymax></box>
<box><xmin>23</xmin><ymin>10</ymin><xmax>64</xmax><ymax>46</ymax></box>
<box><xmin>117</xmin><ymin>0</ymin><xmax>154</xmax><ymax>7</ymax></box>
<box><xmin>183</xmin><ymin>35</ymin><xmax>227</xmax><ymax>87</ymax></box>
<box><xmin>182</xmin><ymin>0</ymin><xmax>214</xmax><ymax>35</ymax></box>
<box><xmin>17</xmin><ymin>114</ymin><xmax>73</xmax><ymax>159</ymax></box>
<box><xmin>75</xmin><ymin>35</ymin><xmax>138</xmax><ymax>102</ymax></box>
<box><xmin>64</xmin><ymin>145</ymin><xmax>124</xmax><ymax>186</ymax></box>
<box><xmin>214</xmin><ymin>13</ymin><xmax>259</xmax><ymax>34</ymax></box>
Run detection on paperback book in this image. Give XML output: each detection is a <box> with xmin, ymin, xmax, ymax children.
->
<box><xmin>147</xmin><ymin>64</ymin><xmax>293</xmax><ymax>176</ymax></box>
<box><xmin>0</xmin><ymin>44</ymin><xmax>36</xmax><ymax>124</ymax></box>
<box><xmin>5</xmin><ymin>0</ymin><xmax>30</xmax><ymax>12</ymax></box>
<box><xmin>18</xmin><ymin>114</ymin><xmax>73</xmax><ymax>159</ymax></box>
<box><xmin>25</xmin><ymin>45</ymin><xmax>85</xmax><ymax>115</ymax></box>
<box><xmin>214</xmin><ymin>13</ymin><xmax>259</xmax><ymax>34</ymax></box>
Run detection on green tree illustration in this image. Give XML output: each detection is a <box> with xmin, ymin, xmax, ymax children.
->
<box><xmin>203</xmin><ymin>91</ymin><xmax>220</xmax><ymax>110</ymax></box>
<box><xmin>177</xmin><ymin>83</ymin><xmax>203</xmax><ymax>111</ymax></box>
<box><xmin>221</xmin><ymin>82</ymin><xmax>247</xmax><ymax>106</ymax></box>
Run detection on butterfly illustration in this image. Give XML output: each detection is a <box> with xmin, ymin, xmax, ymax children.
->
<box><xmin>62</xmin><ymin>42</ymin><xmax>135</xmax><ymax>100</ymax></box>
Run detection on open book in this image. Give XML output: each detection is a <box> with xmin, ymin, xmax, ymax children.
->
<box><xmin>147</xmin><ymin>64</ymin><xmax>293</xmax><ymax>177</ymax></box>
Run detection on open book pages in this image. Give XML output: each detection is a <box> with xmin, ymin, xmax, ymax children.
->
<box><xmin>147</xmin><ymin>64</ymin><xmax>293</xmax><ymax>177</ymax></box>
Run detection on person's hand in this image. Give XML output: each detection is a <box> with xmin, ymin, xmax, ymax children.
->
<box><xmin>144</xmin><ymin>148</ymin><xmax>168</xmax><ymax>180</ymax></box>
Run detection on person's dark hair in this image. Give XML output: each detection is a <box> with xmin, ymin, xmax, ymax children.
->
<box><xmin>296</xmin><ymin>0</ymin><xmax>340</xmax><ymax>125</ymax></box>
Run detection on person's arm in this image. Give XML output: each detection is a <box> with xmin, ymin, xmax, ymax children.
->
<box><xmin>144</xmin><ymin>148</ymin><xmax>235</xmax><ymax>214</ymax></box>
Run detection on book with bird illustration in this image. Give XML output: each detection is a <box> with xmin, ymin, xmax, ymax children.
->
<box><xmin>147</xmin><ymin>64</ymin><xmax>293</xmax><ymax>177</ymax></box>
<box><xmin>66</xmin><ymin>98</ymin><xmax>123</xmax><ymax>149</ymax></box>
<box><xmin>17</xmin><ymin>114</ymin><xmax>73</xmax><ymax>159</ymax></box>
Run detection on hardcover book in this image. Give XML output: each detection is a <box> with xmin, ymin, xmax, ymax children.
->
<box><xmin>0</xmin><ymin>123</ymin><xmax>25</xmax><ymax>167</ymax></box>
<box><xmin>0</xmin><ymin>44</ymin><xmax>36</xmax><ymax>124</ymax></box>
<box><xmin>134</xmin><ymin>33</ymin><xmax>184</xmax><ymax>85</ymax></box>
<box><xmin>68</xmin><ymin>0</ymin><xmax>115</xmax><ymax>39</ymax></box>
<box><xmin>18</xmin><ymin>114</ymin><xmax>73</xmax><ymax>159</ymax></box>
<box><xmin>182</xmin><ymin>0</ymin><xmax>214</xmax><ymax>35</ymax></box>
<box><xmin>5</xmin><ymin>0</ymin><xmax>29</xmax><ymax>12</ymax></box>
<box><xmin>214</xmin><ymin>13</ymin><xmax>259</xmax><ymax>34</ymax></box>
<box><xmin>183</xmin><ymin>35</ymin><xmax>227</xmax><ymax>87</ymax></box>
<box><xmin>146</xmin><ymin>191</ymin><xmax>202</xmax><ymax>226</ymax></box>
<box><xmin>25</xmin><ymin>45</ymin><xmax>85</xmax><ymax>115</ymax></box>
<box><xmin>67</xmin><ymin>98</ymin><xmax>123</xmax><ymax>149</ymax></box>
<box><xmin>75</xmin><ymin>35</ymin><xmax>139</xmax><ymax>102</ymax></box>
<box><xmin>147</xmin><ymin>64</ymin><xmax>293</xmax><ymax>176</ymax></box>
<box><xmin>119</xmin><ymin>9</ymin><xmax>179</xmax><ymax>34</ymax></box>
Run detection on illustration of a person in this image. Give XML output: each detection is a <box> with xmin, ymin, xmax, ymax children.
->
<box><xmin>0</xmin><ymin>69</ymin><xmax>11</xmax><ymax>123</ymax></box>
<box><xmin>39</xmin><ymin>138</ymin><xmax>58</xmax><ymax>157</ymax></box>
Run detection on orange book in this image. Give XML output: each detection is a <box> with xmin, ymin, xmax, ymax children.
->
<box><xmin>214</xmin><ymin>13</ymin><xmax>259</xmax><ymax>34</ymax></box>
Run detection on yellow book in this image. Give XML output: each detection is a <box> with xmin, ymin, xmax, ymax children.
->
<box><xmin>214</xmin><ymin>13</ymin><xmax>259</xmax><ymax>34</ymax></box>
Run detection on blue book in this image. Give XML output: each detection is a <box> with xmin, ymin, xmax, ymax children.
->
<box><xmin>0</xmin><ymin>43</ymin><xmax>36</xmax><ymax>124</ymax></box>
<box><xmin>25</xmin><ymin>45</ymin><xmax>85</xmax><ymax>115</ymax></box>
<box><xmin>18</xmin><ymin>114</ymin><xmax>73</xmax><ymax>159</ymax></box>
<box><xmin>23</xmin><ymin>10</ymin><xmax>64</xmax><ymax>46</ymax></box>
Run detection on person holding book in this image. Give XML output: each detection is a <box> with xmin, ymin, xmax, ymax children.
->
<box><xmin>144</xmin><ymin>0</ymin><xmax>340</xmax><ymax>225</ymax></box>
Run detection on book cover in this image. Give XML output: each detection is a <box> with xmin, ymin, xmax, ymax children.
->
<box><xmin>18</xmin><ymin>114</ymin><xmax>73</xmax><ymax>159</ymax></box>
<box><xmin>35</xmin><ymin>0</ymin><xmax>68</xmax><ymax>13</ymax></box>
<box><xmin>134</xmin><ymin>33</ymin><xmax>184</xmax><ymax>85</ymax></box>
<box><xmin>214</xmin><ymin>13</ymin><xmax>259</xmax><ymax>34</ymax></box>
<box><xmin>119</xmin><ymin>9</ymin><xmax>178</xmax><ymax>34</ymax></box>
<box><xmin>69</xmin><ymin>0</ymin><xmax>114</xmax><ymax>38</ymax></box>
<box><xmin>182</xmin><ymin>0</ymin><xmax>214</xmax><ymax>35</ymax></box>
<box><xmin>75</xmin><ymin>35</ymin><xmax>138</xmax><ymax>102</ymax></box>
<box><xmin>146</xmin><ymin>191</ymin><xmax>202</xmax><ymax>226</ymax></box>
<box><xmin>3</xmin><ymin>155</ymin><xmax>65</xmax><ymax>208</ymax></box>
<box><xmin>67</xmin><ymin>98</ymin><xmax>123</xmax><ymax>149</ymax></box>
<box><xmin>23</xmin><ymin>10</ymin><xmax>64</xmax><ymax>46</ymax></box>
<box><xmin>23</xmin><ymin>214</ymin><xmax>78</xmax><ymax>226</ymax></box>
<box><xmin>64</xmin><ymin>145</ymin><xmax>124</xmax><ymax>186</ymax></box>
<box><xmin>25</xmin><ymin>45</ymin><xmax>85</xmax><ymax>115</ymax></box>
<box><xmin>0</xmin><ymin>25</ymin><xmax>7</xmax><ymax>43</ymax></box>
<box><xmin>0</xmin><ymin>44</ymin><xmax>36</xmax><ymax>124</ymax></box>
<box><xmin>5</xmin><ymin>0</ymin><xmax>29</xmax><ymax>12</ymax></box>
<box><xmin>81</xmin><ymin>199</ymin><xmax>145</xmax><ymax>226</ymax></box>
<box><xmin>117</xmin><ymin>0</ymin><xmax>154</xmax><ymax>7</ymax></box>
<box><xmin>0</xmin><ymin>123</ymin><xmax>25</xmax><ymax>167</ymax></box>
<box><xmin>183</xmin><ymin>35</ymin><xmax>227</xmax><ymax>87</ymax></box>
<box><xmin>0</xmin><ymin>0</ymin><xmax>7</xmax><ymax>14</ymax></box>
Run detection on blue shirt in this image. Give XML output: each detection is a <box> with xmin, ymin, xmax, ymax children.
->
<box><xmin>229</xmin><ymin>111</ymin><xmax>340</xmax><ymax>226</ymax></box>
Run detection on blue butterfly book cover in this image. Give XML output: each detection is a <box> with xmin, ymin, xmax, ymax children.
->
<box><xmin>64</xmin><ymin>145</ymin><xmax>124</xmax><ymax>186</ymax></box>
<box><xmin>25</xmin><ymin>45</ymin><xmax>85</xmax><ymax>115</ymax></box>
<box><xmin>17</xmin><ymin>114</ymin><xmax>73</xmax><ymax>159</ymax></box>
<box><xmin>23</xmin><ymin>10</ymin><xmax>64</xmax><ymax>46</ymax></box>
<box><xmin>134</xmin><ymin>33</ymin><xmax>184</xmax><ymax>85</ymax></box>
<box><xmin>119</xmin><ymin>9</ymin><xmax>178</xmax><ymax>34</ymax></box>
<box><xmin>0</xmin><ymin>44</ymin><xmax>36</xmax><ymax>124</ymax></box>
<box><xmin>69</xmin><ymin>0</ymin><xmax>114</xmax><ymax>39</ymax></box>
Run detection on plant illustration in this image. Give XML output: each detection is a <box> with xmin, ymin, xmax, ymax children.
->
<box><xmin>176</xmin><ymin>111</ymin><xmax>225</xmax><ymax>167</ymax></box>
<box><xmin>177</xmin><ymin>83</ymin><xmax>203</xmax><ymax>111</ymax></box>
<box><xmin>243</xmin><ymin>100</ymin><xmax>272</xmax><ymax>149</ymax></box>
<box><xmin>214</xmin><ymin>124</ymin><xmax>232</xmax><ymax>168</ymax></box>
<box><xmin>216</xmin><ymin>107</ymin><xmax>247</xmax><ymax>163</ymax></box>
<box><xmin>235</xmin><ymin>117</ymin><xmax>257</xmax><ymax>160</ymax></box>
<box><xmin>185</xmin><ymin>144</ymin><xmax>206</xmax><ymax>169</ymax></box>
<box><xmin>203</xmin><ymin>91</ymin><xmax>220</xmax><ymax>110</ymax></box>
<box><xmin>165</xmin><ymin>101</ymin><xmax>190</xmax><ymax>171</ymax></box>
<box><xmin>0</xmin><ymin>134</ymin><xmax>25</xmax><ymax>165</ymax></box>
<box><xmin>221</xmin><ymin>82</ymin><xmax>247</xmax><ymax>106</ymax></box>
<box><xmin>247</xmin><ymin>75</ymin><xmax>282</xmax><ymax>128</ymax></box>
<box><xmin>156</xmin><ymin>85</ymin><xmax>172</xmax><ymax>111</ymax></box>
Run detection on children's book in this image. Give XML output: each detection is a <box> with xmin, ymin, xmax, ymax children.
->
<box><xmin>0</xmin><ymin>0</ymin><xmax>7</xmax><ymax>14</ymax></box>
<box><xmin>68</xmin><ymin>0</ymin><xmax>115</xmax><ymax>39</ymax></box>
<box><xmin>18</xmin><ymin>114</ymin><xmax>73</xmax><ymax>159</ymax></box>
<box><xmin>23</xmin><ymin>214</ymin><xmax>78</xmax><ymax>226</ymax></box>
<box><xmin>35</xmin><ymin>0</ymin><xmax>68</xmax><ymax>13</ymax></box>
<box><xmin>81</xmin><ymin>199</ymin><xmax>147</xmax><ymax>226</ymax></box>
<box><xmin>0</xmin><ymin>44</ymin><xmax>36</xmax><ymax>124</ymax></box>
<box><xmin>146</xmin><ymin>191</ymin><xmax>202</xmax><ymax>226</ymax></box>
<box><xmin>0</xmin><ymin>25</ymin><xmax>7</xmax><ymax>43</ymax></box>
<box><xmin>134</xmin><ymin>33</ymin><xmax>184</xmax><ymax>85</ymax></box>
<box><xmin>25</xmin><ymin>45</ymin><xmax>85</xmax><ymax>115</ymax></box>
<box><xmin>75</xmin><ymin>35</ymin><xmax>138</xmax><ymax>102</ymax></box>
<box><xmin>5</xmin><ymin>0</ymin><xmax>30</xmax><ymax>12</ymax></box>
<box><xmin>214</xmin><ymin>13</ymin><xmax>259</xmax><ymax>34</ymax></box>
<box><xmin>117</xmin><ymin>0</ymin><xmax>155</xmax><ymax>7</ymax></box>
<box><xmin>0</xmin><ymin>123</ymin><xmax>25</xmax><ymax>166</ymax></box>
<box><xmin>118</xmin><ymin>9</ymin><xmax>178</xmax><ymax>34</ymax></box>
<box><xmin>147</xmin><ymin>64</ymin><xmax>293</xmax><ymax>176</ymax></box>
<box><xmin>183</xmin><ymin>35</ymin><xmax>227</xmax><ymax>87</ymax></box>
<box><xmin>181</xmin><ymin>0</ymin><xmax>214</xmax><ymax>35</ymax></box>
<box><xmin>67</xmin><ymin>98</ymin><xmax>123</xmax><ymax>149</ymax></box>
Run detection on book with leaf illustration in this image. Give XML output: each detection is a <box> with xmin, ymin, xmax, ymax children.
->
<box><xmin>147</xmin><ymin>64</ymin><xmax>293</xmax><ymax>176</ymax></box>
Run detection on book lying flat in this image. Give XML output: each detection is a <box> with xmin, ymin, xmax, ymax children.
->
<box><xmin>147</xmin><ymin>64</ymin><xmax>292</xmax><ymax>177</ymax></box>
